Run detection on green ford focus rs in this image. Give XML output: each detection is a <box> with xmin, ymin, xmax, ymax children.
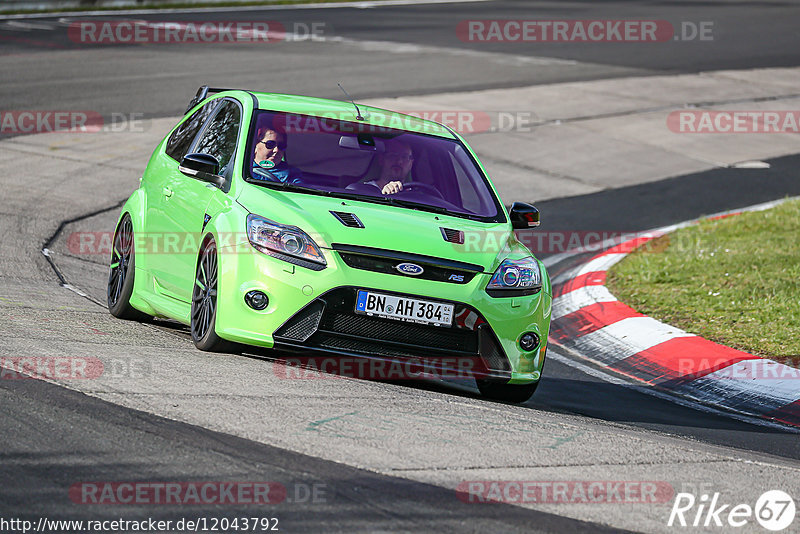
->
<box><xmin>108</xmin><ymin>86</ymin><xmax>551</xmax><ymax>402</ymax></box>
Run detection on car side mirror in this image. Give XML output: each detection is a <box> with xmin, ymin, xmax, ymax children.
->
<box><xmin>510</xmin><ymin>202</ymin><xmax>540</xmax><ymax>229</ymax></box>
<box><xmin>179</xmin><ymin>153</ymin><xmax>225</xmax><ymax>188</ymax></box>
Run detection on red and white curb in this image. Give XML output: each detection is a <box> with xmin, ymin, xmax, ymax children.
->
<box><xmin>546</xmin><ymin>199</ymin><xmax>800</xmax><ymax>428</ymax></box>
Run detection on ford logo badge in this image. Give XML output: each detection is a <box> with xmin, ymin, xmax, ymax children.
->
<box><xmin>396</xmin><ymin>262</ymin><xmax>424</xmax><ymax>276</ymax></box>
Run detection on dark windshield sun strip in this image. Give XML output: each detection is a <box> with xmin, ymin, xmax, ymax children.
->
<box><xmin>245</xmin><ymin>179</ymin><xmax>489</xmax><ymax>221</ymax></box>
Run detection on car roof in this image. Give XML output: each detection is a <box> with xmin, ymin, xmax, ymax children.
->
<box><xmin>224</xmin><ymin>90</ymin><xmax>457</xmax><ymax>140</ymax></box>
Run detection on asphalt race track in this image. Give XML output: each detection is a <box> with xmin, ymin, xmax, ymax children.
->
<box><xmin>4</xmin><ymin>0</ymin><xmax>800</xmax><ymax>125</ymax></box>
<box><xmin>1</xmin><ymin>1</ymin><xmax>800</xmax><ymax>533</ymax></box>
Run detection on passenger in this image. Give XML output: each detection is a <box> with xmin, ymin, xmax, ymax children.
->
<box><xmin>252</xmin><ymin>127</ymin><xmax>303</xmax><ymax>183</ymax></box>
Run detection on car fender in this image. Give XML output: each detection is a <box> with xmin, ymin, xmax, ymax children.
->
<box><xmin>115</xmin><ymin>187</ymin><xmax>148</xmax><ymax>265</ymax></box>
<box><xmin>197</xmin><ymin>218</ymin><xmax>242</xmax><ymax>343</ymax></box>
<box><xmin>113</xmin><ymin>187</ymin><xmax>158</xmax><ymax>316</ymax></box>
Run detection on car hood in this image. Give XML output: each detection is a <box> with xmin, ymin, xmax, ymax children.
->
<box><xmin>236</xmin><ymin>184</ymin><xmax>514</xmax><ymax>273</ymax></box>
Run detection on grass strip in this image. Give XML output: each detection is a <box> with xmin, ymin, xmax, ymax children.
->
<box><xmin>607</xmin><ymin>198</ymin><xmax>800</xmax><ymax>368</ymax></box>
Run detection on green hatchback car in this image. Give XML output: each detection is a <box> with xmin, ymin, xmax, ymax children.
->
<box><xmin>108</xmin><ymin>86</ymin><xmax>551</xmax><ymax>402</ymax></box>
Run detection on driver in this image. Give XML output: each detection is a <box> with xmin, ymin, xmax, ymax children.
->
<box><xmin>365</xmin><ymin>139</ymin><xmax>414</xmax><ymax>195</ymax></box>
<box><xmin>252</xmin><ymin>127</ymin><xmax>303</xmax><ymax>184</ymax></box>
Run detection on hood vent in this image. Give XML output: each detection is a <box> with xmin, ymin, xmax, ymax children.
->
<box><xmin>331</xmin><ymin>211</ymin><xmax>364</xmax><ymax>228</ymax></box>
<box><xmin>440</xmin><ymin>227</ymin><xmax>465</xmax><ymax>244</ymax></box>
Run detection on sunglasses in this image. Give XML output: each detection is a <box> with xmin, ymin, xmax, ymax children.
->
<box><xmin>260</xmin><ymin>139</ymin><xmax>287</xmax><ymax>150</ymax></box>
<box><xmin>385</xmin><ymin>152</ymin><xmax>413</xmax><ymax>162</ymax></box>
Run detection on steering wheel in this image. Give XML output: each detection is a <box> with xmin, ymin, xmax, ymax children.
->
<box><xmin>400</xmin><ymin>182</ymin><xmax>444</xmax><ymax>199</ymax></box>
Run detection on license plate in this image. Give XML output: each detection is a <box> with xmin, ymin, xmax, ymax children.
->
<box><xmin>355</xmin><ymin>290</ymin><xmax>454</xmax><ymax>327</ymax></box>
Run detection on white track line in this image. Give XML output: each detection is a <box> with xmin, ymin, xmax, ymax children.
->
<box><xmin>551</xmin><ymin>285</ymin><xmax>617</xmax><ymax>320</ymax></box>
<box><xmin>1</xmin><ymin>20</ymin><xmax>57</xmax><ymax>30</ymax></box>
<box><xmin>573</xmin><ymin>317</ymin><xmax>694</xmax><ymax>361</ymax></box>
<box><xmin>325</xmin><ymin>35</ymin><xmax>577</xmax><ymax>66</ymax></box>
<box><xmin>1</xmin><ymin>0</ymin><xmax>490</xmax><ymax>19</ymax></box>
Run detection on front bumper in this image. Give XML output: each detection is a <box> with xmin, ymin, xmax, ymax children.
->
<box><xmin>214</xmin><ymin>243</ymin><xmax>551</xmax><ymax>382</ymax></box>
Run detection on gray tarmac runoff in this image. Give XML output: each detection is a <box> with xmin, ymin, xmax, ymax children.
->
<box><xmin>1</xmin><ymin>1</ymin><xmax>800</xmax><ymax>532</ymax></box>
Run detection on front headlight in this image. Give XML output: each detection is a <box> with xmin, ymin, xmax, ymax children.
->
<box><xmin>246</xmin><ymin>214</ymin><xmax>326</xmax><ymax>268</ymax></box>
<box><xmin>486</xmin><ymin>256</ymin><xmax>542</xmax><ymax>297</ymax></box>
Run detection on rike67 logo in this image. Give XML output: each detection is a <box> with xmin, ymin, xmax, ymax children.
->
<box><xmin>668</xmin><ymin>490</ymin><xmax>795</xmax><ymax>531</ymax></box>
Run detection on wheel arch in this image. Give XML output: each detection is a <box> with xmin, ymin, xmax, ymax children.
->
<box><xmin>113</xmin><ymin>190</ymin><xmax>157</xmax><ymax>316</ymax></box>
<box><xmin>190</xmin><ymin>230</ymin><xmax>235</xmax><ymax>351</ymax></box>
<box><xmin>115</xmin><ymin>189</ymin><xmax>146</xmax><ymax>256</ymax></box>
<box><xmin>114</xmin><ymin>192</ymin><xmax>146</xmax><ymax>260</ymax></box>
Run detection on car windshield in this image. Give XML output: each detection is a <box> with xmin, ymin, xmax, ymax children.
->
<box><xmin>246</xmin><ymin>110</ymin><xmax>502</xmax><ymax>221</ymax></box>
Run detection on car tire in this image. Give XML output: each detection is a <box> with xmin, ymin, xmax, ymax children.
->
<box><xmin>107</xmin><ymin>213</ymin><xmax>152</xmax><ymax>322</ymax></box>
<box><xmin>476</xmin><ymin>379</ymin><xmax>539</xmax><ymax>403</ymax></box>
<box><xmin>191</xmin><ymin>236</ymin><xmax>233</xmax><ymax>352</ymax></box>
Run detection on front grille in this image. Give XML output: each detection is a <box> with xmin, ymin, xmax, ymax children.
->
<box><xmin>322</xmin><ymin>311</ymin><xmax>477</xmax><ymax>352</ymax></box>
<box><xmin>273</xmin><ymin>287</ymin><xmax>510</xmax><ymax>373</ymax></box>
<box><xmin>333</xmin><ymin>244</ymin><xmax>481</xmax><ymax>285</ymax></box>
<box><xmin>315</xmin><ymin>335</ymin><xmax>438</xmax><ymax>360</ymax></box>
<box><xmin>338</xmin><ymin>252</ymin><xmax>476</xmax><ymax>284</ymax></box>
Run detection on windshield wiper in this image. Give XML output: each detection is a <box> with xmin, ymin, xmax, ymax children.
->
<box><xmin>392</xmin><ymin>198</ymin><xmax>487</xmax><ymax>221</ymax></box>
<box><xmin>328</xmin><ymin>192</ymin><xmax>444</xmax><ymax>213</ymax></box>
<box><xmin>246</xmin><ymin>177</ymin><xmax>329</xmax><ymax>196</ymax></box>
<box><xmin>279</xmin><ymin>181</ymin><xmax>329</xmax><ymax>195</ymax></box>
<box><xmin>329</xmin><ymin>191</ymin><xmax>396</xmax><ymax>205</ymax></box>
<box><xmin>329</xmin><ymin>191</ymin><xmax>473</xmax><ymax>218</ymax></box>
<box><xmin>387</xmin><ymin>198</ymin><xmax>449</xmax><ymax>215</ymax></box>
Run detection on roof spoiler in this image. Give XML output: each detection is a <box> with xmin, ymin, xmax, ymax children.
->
<box><xmin>185</xmin><ymin>85</ymin><xmax>239</xmax><ymax>114</ymax></box>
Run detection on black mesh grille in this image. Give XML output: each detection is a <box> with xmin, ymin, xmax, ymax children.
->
<box><xmin>479</xmin><ymin>324</ymin><xmax>510</xmax><ymax>372</ymax></box>
<box><xmin>273</xmin><ymin>288</ymin><xmax>509</xmax><ymax>373</ymax></box>
<box><xmin>331</xmin><ymin>211</ymin><xmax>364</xmax><ymax>228</ymax></box>
<box><xmin>315</xmin><ymin>335</ymin><xmax>445</xmax><ymax>360</ymax></box>
<box><xmin>274</xmin><ymin>301</ymin><xmax>324</xmax><ymax>342</ymax></box>
<box><xmin>322</xmin><ymin>312</ymin><xmax>477</xmax><ymax>352</ymax></box>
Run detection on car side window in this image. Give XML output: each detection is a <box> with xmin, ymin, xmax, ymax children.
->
<box><xmin>165</xmin><ymin>101</ymin><xmax>217</xmax><ymax>162</ymax></box>
<box><xmin>193</xmin><ymin>100</ymin><xmax>241</xmax><ymax>173</ymax></box>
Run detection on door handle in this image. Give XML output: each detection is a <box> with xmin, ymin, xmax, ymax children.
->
<box><xmin>162</xmin><ymin>186</ymin><xmax>173</xmax><ymax>198</ymax></box>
